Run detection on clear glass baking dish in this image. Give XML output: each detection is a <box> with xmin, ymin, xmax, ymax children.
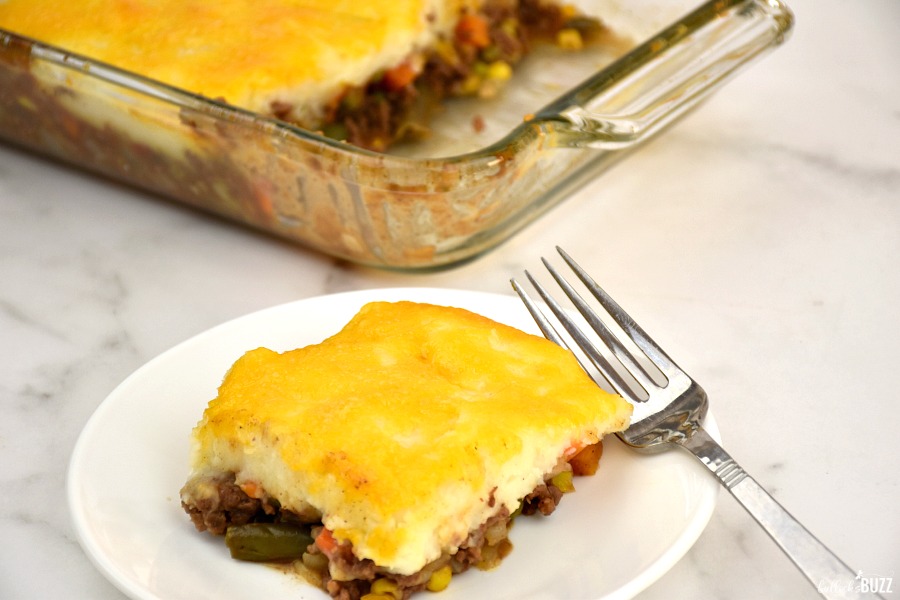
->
<box><xmin>0</xmin><ymin>0</ymin><xmax>793</xmax><ymax>270</ymax></box>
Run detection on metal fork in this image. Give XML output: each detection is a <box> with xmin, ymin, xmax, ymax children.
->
<box><xmin>512</xmin><ymin>247</ymin><xmax>878</xmax><ymax>600</ymax></box>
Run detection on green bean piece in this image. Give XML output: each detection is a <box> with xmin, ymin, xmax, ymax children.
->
<box><xmin>225</xmin><ymin>523</ymin><xmax>314</xmax><ymax>562</ymax></box>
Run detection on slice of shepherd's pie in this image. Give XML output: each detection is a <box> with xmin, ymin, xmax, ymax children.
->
<box><xmin>180</xmin><ymin>301</ymin><xmax>631</xmax><ymax>598</ymax></box>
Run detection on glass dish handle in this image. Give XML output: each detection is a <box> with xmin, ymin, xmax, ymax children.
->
<box><xmin>541</xmin><ymin>0</ymin><xmax>794</xmax><ymax>150</ymax></box>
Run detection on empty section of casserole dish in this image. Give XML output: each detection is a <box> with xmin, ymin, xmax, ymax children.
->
<box><xmin>180</xmin><ymin>301</ymin><xmax>632</xmax><ymax>598</ymax></box>
<box><xmin>0</xmin><ymin>0</ymin><xmax>608</xmax><ymax>150</ymax></box>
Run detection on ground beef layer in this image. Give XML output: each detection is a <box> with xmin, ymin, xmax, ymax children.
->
<box><xmin>182</xmin><ymin>473</ymin><xmax>565</xmax><ymax>600</ymax></box>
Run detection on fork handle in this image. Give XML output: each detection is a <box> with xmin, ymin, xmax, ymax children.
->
<box><xmin>677</xmin><ymin>427</ymin><xmax>881</xmax><ymax>599</ymax></box>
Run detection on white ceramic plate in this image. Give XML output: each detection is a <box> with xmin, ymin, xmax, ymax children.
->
<box><xmin>68</xmin><ymin>288</ymin><xmax>719</xmax><ymax>600</ymax></box>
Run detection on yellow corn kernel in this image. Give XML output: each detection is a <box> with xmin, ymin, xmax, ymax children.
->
<box><xmin>17</xmin><ymin>96</ymin><xmax>37</xmax><ymax>111</ymax></box>
<box><xmin>561</xmin><ymin>3</ymin><xmax>578</xmax><ymax>19</ymax></box>
<box><xmin>500</xmin><ymin>17</ymin><xmax>518</xmax><ymax>38</ymax></box>
<box><xmin>556</xmin><ymin>28</ymin><xmax>584</xmax><ymax>51</ymax></box>
<box><xmin>426</xmin><ymin>565</ymin><xmax>453</xmax><ymax>592</ymax></box>
<box><xmin>434</xmin><ymin>40</ymin><xmax>458</xmax><ymax>65</ymax></box>
<box><xmin>360</xmin><ymin>594</ymin><xmax>395</xmax><ymax>600</ymax></box>
<box><xmin>369</xmin><ymin>578</ymin><xmax>400</xmax><ymax>598</ymax></box>
<box><xmin>485</xmin><ymin>60</ymin><xmax>512</xmax><ymax>82</ymax></box>
<box><xmin>459</xmin><ymin>73</ymin><xmax>483</xmax><ymax>95</ymax></box>
<box><xmin>550</xmin><ymin>470</ymin><xmax>576</xmax><ymax>493</ymax></box>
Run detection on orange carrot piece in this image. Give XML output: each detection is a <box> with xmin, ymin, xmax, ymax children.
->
<box><xmin>455</xmin><ymin>14</ymin><xmax>491</xmax><ymax>49</ymax></box>
<box><xmin>315</xmin><ymin>528</ymin><xmax>339</xmax><ymax>555</ymax></box>
<box><xmin>382</xmin><ymin>60</ymin><xmax>418</xmax><ymax>91</ymax></box>
<box><xmin>569</xmin><ymin>441</ymin><xmax>603</xmax><ymax>476</ymax></box>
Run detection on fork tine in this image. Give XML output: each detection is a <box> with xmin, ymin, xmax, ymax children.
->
<box><xmin>511</xmin><ymin>273</ymin><xmax>636</xmax><ymax>400</ymax></box>
<box><xmin>555</xmin><ymin>246</ymin><xmax>680</xmax><ymax>378</ymax></box>
<box><xmin>509</xmin><ymin>277</ymin><xmax>567</xmax><ymax>347</ymax></box>
<box><xmin>541</xmin><ymin>257</ymin><xmax>661</xmax><ymax>396</ymax></box>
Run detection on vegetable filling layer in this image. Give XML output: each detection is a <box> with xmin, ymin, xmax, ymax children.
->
<box><xmin>182</xmin><ymin>441</ymin><xmax>602</xmax><ymax>599</ymax></box>
<box><xmin>308</xmin><ymin>0</ymin><xmax>607</xmax><ymax>150</ymax></box>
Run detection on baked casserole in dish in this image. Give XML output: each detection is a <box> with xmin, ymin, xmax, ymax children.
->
<box><xmin>0</xmin><ymin>0</ymin><xmax>793</xmax><ymax>269</ymax></box>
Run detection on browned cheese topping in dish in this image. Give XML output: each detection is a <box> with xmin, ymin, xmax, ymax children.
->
<box><xmin>0</xmin><ymin>0</ymin><xmax>609</xmax><ymax>151</ymax></box>
<box><xmin>180</xmin><ymin>301</ymin><xmax>632</xmax><ymax>598</ymax></box>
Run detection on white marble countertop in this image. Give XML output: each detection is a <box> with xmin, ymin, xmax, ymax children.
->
<box><xmin>2</xmin><ymin>0</ymin><xmax>898</xmax><ymax>598</ymax></box>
